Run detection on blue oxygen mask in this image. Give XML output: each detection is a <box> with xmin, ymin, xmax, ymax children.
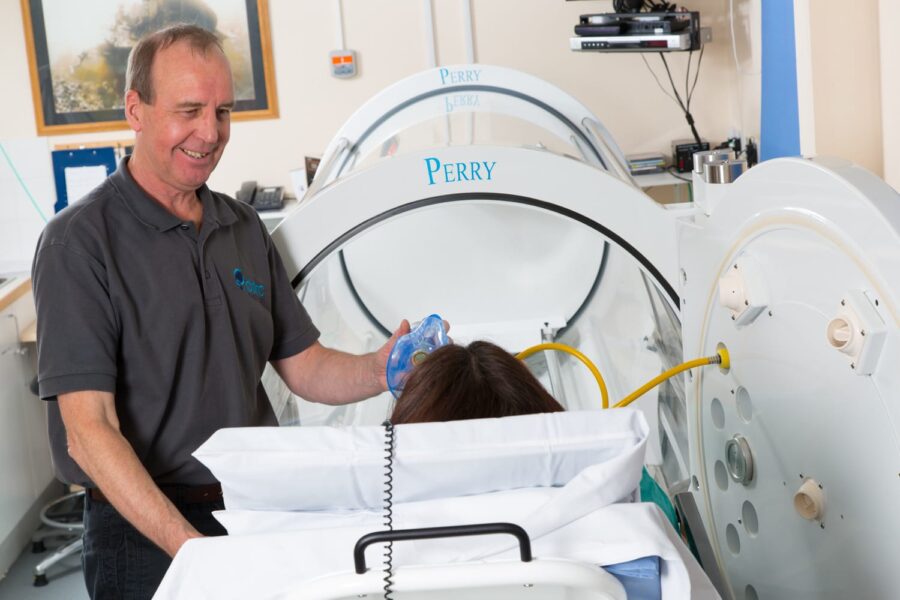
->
<box><xmin>386</xmin><ymin>314</ymin><xmax>450</xmax><ymax>398</ymax></box>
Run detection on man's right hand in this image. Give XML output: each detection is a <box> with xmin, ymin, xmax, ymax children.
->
<box><xmin>373</xmin><ymin>320</ymin><xmax>411</xmax><ymax>391</ymax></box>
<box><xmin>166</xmin><ymin>524</ymin><xmax>205</xmax><ymax>557</ymax></box>
<box><xmin>58</xmin><ymin>390</ymin><xmax>201</xmax><ymax>557</ymax></box>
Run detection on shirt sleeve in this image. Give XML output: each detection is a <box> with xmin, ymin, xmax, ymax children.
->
<box><xmin>265</xmin><ymin>235</ymin><xmax>320</xmax><ymax>361</ymax></box>
<box><xmin>32</xmin><ymin>243</ymin><xmax>119</xmax><ymax>399</ymax></box>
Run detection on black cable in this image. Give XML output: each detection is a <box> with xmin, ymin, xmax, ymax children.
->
<box><xmin>644</xmin><ymin>0</ymin><xmax>680</xmax><ymax>11</ymax></box>
<box><xmin>617</xmin><ymin>1</ymin><xmax>706</xmax><ymax>155</ymax></box>
<box><xmin>618</xmin><ymin>1</ymin><xmax>681</xmax><ymax>14</ymax></box>
<box><xmin>658</xmin><ymin>54</ymin><xmax>686</xmax><ymax>110</ymax></box>
<box><xmin>659</xmin><ymin>53</ymin><xmax>702</xmax><ymax>145</ymax></box>
<box><xmin>666</xmin><ymin>166</ymin><xmax>693</xmax><ymax>182</ymax></box>
<box><xmin>614</xmin><ymin>0</ymin><xmax>643</xmax><ymax>13</ymax></box>
<box><xmin>687</xmin><ymin>45</ymin><xmax>705</xmax><ymax>111</ymax></box>
<box><xmin>641</xmin><ymin>54</ymin><xmax>680</xmax><ymax>106</ymax></box>
<box><xmin>684</xmin><ymin>50</ymin><xmax>691</xmax><ymax>103</ymax></box>
<box><xmin>381</xmin><ymin>421</ymin><xmax>396</xmax><ymax>599</ymax></box>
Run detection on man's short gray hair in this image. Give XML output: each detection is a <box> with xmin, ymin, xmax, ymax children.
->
<box><xmin>125</xmin><ymin>24</ymin><xmax>224</xmax><ymax>104</ymax></box>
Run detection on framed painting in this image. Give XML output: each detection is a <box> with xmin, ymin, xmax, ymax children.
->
<box><xmin>21</xmin><ymin>0</ymin><xmax>279</xmax><ymax>135</ymax></box>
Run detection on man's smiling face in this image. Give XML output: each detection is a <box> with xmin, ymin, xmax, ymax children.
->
<box><xmin>128</xmin><ymin>40</ymin><xmax>234</xmax><ymax>194</ymax></box>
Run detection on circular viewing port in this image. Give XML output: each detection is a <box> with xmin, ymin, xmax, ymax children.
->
<box><xmin>725</xmin><ymin>435</ymin><xmax>754</xmax><ymax>485</ymax></box>
<box><xmin>715</xmin><ymin>460</ymin><xmax>729</xmax><ymax>491</ymax></box>
<box><xmin>726</xmin><ymin>523</ymin><xmax>741</xmax><ymax>555</ymax></box>
<box><xmin>736</xmin><ymin>387</ymin><xmax>753</xmax><ymax>423</ymax></box>
<box><xmin>742</xmin><ymin>500</ymin><xmax>759</xmax><ymax>536</ymax></box>
<box><xmin>711</xmin><ymin>398</ymin><xmax>725</xmax><ymax>429</ymax></box>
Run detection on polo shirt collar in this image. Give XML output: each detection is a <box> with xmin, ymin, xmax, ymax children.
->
<box><xmin>111</xmin><ymin>157</ymin><xmax>238</xmax><ymax>232</ymax></box>
<box><xmin>198</xmin><ymin>183</ymin><xmax>238</xmax><ymax>228</ymax></box>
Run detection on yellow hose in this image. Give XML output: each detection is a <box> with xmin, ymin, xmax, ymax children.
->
<box><xmin>614</xmin><ymin>346</ymin><xmax>730</xmax><ymax>409</ymax></box>
<box><xmin>517</xmin><ymin>342</ymin><xmax>610</xmax><ymax>409</ymax></box>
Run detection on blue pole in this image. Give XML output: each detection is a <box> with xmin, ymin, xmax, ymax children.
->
<box><xmin>760</xmin><ymin>0</ymin><xmax>801</xmax><ymax>161</ymax></box>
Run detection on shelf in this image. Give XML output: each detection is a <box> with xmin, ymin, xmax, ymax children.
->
<box><xmin>256</xmin><ymin>196</ymin><xmax>299</xmax><ymax>221</ymax></box>
<box><xmin>570</xmin><ymin>12</ymin><xmax>709</xmax><ymax>54</ymax></box>
<box><xmin>632</xmin><ymin>171</ymin><xmax>690</xmax><ymax>188</ymax></box>
<box><xmin>0</xmin><ymin>278</ymin><xmax>31</xmax><ymax>313</ymax></box>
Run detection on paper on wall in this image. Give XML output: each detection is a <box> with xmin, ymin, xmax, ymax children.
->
<box><xmin>63</xmin><ymin>165</ymin><xmax>107</xmax><ymax>206</ymax></box>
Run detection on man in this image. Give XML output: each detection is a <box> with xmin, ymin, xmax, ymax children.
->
<box><xmin>32</xmin><ymin>25</ymin><xmax>408</xmax><ymax>599</ymax></box>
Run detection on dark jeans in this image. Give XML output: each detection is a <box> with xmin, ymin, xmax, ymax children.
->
<box><xmin>82</xmin><ymin>490</ymin><xmax>226</xmax><ymax>600</ymax></box>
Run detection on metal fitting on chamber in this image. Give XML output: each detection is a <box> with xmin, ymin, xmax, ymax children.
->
<box><xmin>703</xmin><ymin>159</ymin><xmax>747</xmax><ymax>184</ymax></box>
<box><xmin>693</xmin><ymin>149</ymin><xmax>733</xmax><ymax>176</ymax></box>
<box><xmin>692</xmin><ymin>149</ymin><xmax>747</xmax><ymax>185</ymax></box>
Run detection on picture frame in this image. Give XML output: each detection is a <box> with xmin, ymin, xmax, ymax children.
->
<box><xmin>20</xmin><ymin>0</ymin><xmax>279</xmax><ymax>136</ymax></box>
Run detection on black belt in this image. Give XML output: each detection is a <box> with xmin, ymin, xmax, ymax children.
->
<box><xmin>87</xmin><ymin>483</ymin><xmax>222</xmax><ymax>505</ymax></box>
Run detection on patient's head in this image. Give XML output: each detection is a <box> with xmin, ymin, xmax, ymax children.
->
<box><xmin>390</xmin><ymin>340</ymin><xmax>564</xmax><ymax>425</ymax></box>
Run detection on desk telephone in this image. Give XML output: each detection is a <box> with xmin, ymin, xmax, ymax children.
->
<box><xmin>236</xmin><ymin>181</ymin><xmax>285</xmax><ymax>211</ymax></box>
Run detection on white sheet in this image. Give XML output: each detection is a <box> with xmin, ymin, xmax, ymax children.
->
<box><xmin>194</xmin><ymin>409</ymin><xmax>649</xmax><ymax>512</ymax></box>
<box><xmin>155</xmin><ymin>501</ymin><xmax>718</xmax><ymax>599</ymax></box>
<box><xmin>156</xmin><ymin>409</ymin><xmax>718</xmax><ymax>598</ymax></box>
<box><xmin>212</xmin><ymin>452</ymin><xmax>648</xmax><ymax>565</ymax></box>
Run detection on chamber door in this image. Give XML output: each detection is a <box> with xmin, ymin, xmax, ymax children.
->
<box><xmin>315</xmin><ymin>64</ymin><xmax>627</xmax><ymax>186</ymax></box>
<box><xmin>679</xmin><ymin>157</ymin><xmax>900</xmax><ymax>600</ymax></box>
<box><xmin>273</xmin><ymin>146</ymin><xmax>685</xmax><ymax>441</ymax></box>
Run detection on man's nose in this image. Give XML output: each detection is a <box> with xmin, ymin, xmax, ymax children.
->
<box><xmin>196</xmin><ymin>109</ymin><xmax>219</xmax><ymax>144</ymax></box>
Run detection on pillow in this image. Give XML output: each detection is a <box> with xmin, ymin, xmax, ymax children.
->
<box><xmin>194</xmin><ymin>408</ymin><xmax>648</xmax><ymax>512</ymax></box>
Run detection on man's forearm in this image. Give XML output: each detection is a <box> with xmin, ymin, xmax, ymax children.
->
<box><xmin>60</xmin><ymin>392</ymin><xmax>200</xmax><ymax>557</ymax></box>
<box><xmin>293</xmin><ymin>346</ymin><xmax>381</xmax><ymax>405</ymax></box>
<box><xmin>272</xmin><ymin>344</ymin><xmax>383</xmax><ymax>405</ymax></box>
<box><xmin>272</xmin><ymin>322</ymin><xmax>410</xmax><ymax>406</ymax></box>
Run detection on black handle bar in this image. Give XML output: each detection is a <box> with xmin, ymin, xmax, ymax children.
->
<box><xmin>353</xmin><ymin>522</ymin><xmax>532</xmax><ymax>574</ymax></box>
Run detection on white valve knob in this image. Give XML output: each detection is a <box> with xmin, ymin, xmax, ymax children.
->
<box><xmin>794</xmin><ymin>479</ymin><xmax>825</xmax><ymax>521</ymax></box>
<box><xmin>826</xmin><ymin>316</ymin><xmax>857</xmax><ymax>354</ymax></box>
<box><xmin>717</xmin><ymin>256</ymin><xmax>767</xmax><ymax>326</ymax></box>
<box><xmin>718</xmin><ymin>270</ymin><xmax>746</xmax><ymax>313</ymax></box>
<box><xmin>825</xmin><ymin>291</ymin><xmax>886</xmax><ymax>375</ymax></box>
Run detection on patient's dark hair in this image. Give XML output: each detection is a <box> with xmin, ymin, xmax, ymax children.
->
<box><xmin>391</xmin><ymin>341</ymin><xmax>564</xmax><ymax>424</ymax></box>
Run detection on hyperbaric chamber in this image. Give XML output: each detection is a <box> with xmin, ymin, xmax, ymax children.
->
<box><xmin>271</xmin><ymin>65</ymin><xmax>900</xmax><ymax>600</ymax></box>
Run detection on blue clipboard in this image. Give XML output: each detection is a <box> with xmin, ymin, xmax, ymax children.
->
<box><xmin>51</xmin><ymin>147</ymin><xmax>117</xmax><ymax>213</ymax></box>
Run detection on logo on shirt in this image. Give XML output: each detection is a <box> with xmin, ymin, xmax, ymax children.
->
<box><xmin>233</xmin><ymin>268</ymin><xmax>265</xmax><ymax>299</ymax></box>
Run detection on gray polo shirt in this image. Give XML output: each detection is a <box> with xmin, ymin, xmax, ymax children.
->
<box><xmin>32</xmin><ymin>158</ymin><xmax>319</xmax><ymax>486</ymax></box>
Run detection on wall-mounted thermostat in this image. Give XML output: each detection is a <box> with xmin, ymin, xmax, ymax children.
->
<box><xmin>329</xmin><ymin>50</ymin><xmax>358</xmax><ymax>78</ymax></box>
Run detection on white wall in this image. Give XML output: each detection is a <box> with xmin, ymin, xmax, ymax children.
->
<box><xmin>0</xmin><ymin>287</ymin><xmax>55</xmax><ymax>577</ymax></box>
<box><xmin>0</xmin><ymin>0</ymin><xmax>760</xmax><ymax>199</ymax></box>
<box><xmin>794</xmin><ymin>0</ymin><xmax>884</xmax><ymax>177</ymax></box>
<box><xmin>880</xmin><ymin>0</ymin><xmax>899</xmax><ymax>189</ymax></box>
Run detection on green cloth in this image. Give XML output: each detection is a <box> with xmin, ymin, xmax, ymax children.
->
<box><xmin>640</xmin><ymin>467</ymin><xmax>679</xmax><ymax>531</ymax></box>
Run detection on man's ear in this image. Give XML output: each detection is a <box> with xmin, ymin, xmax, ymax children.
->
<box><xmin>124</xmin><ymin>89</ymin><xmax>144</xmax><ymax>132</ymax></box>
